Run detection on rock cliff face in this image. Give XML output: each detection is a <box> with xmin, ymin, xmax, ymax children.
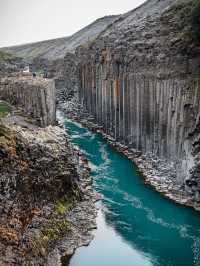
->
<box><xmin>54</xmin><ymin>53</ymin><xmax>79</xmax><ymax>102</ymax></box>
<box><xmin>0</xmin><ymin>76</ymin><xmax>56</xmax><ymax>127</ymax></box>
<box><xmin>0</xmin><ymin>51</ymin><xmax>97</xmax><ymax>264</ymax></box>
<box><xmin>75</xmin><ymin>0</ymin><xmax>200</xmax><ymax>200</ymax></box>
<box><xmin>0</xmin><ymin>69</ymin><xmax>97</xmax><ymax>264</ymax></box>
<box><xmin>0</xmin><ymin>16</ymin><xmax>119</xmax><ymax>105</ymax></box>
<box><xmin>0</xmin><ymin>117</ymin><xmax>96</xmax><ymax>265</ymax></box>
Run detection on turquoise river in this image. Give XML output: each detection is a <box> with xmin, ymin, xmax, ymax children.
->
<box><xmin>64</xmin><ymin>118</ymin><xmax>200</xmax><ymax>266</ymax></box>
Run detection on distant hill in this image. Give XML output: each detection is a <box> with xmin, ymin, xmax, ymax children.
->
<box><xmin>0</xmin><ymin>51</ymin><xmax>20</xmax><ymax>63</ymax></box>
<box><xmin>0</xmin><ymin>15</ymin><xmax>119</xmax><ymax>61</ymax></box>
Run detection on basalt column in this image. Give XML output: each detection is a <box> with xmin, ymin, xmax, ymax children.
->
<box><xmin>78</xmin><ymin>51</ymin><xmax>200</xmax><ymax>185</ymax></box>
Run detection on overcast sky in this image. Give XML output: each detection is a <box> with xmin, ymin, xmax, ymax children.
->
<box><xmin>0</xmin><ymin>0</ymin><xmax>145</xmax><ymax>48</ymax></box>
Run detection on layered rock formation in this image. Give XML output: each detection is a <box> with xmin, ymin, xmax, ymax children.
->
<box><xmin>75</xmin><ymin>0</ymin><xmax>200</xmax><ymax>201</ymax></box>
<box><xmin>0</xmin><ymin>76</ymin><xmax>56</xmax><ymax>127</ymax></box>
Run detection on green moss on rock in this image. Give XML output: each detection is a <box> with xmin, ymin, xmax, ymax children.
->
<box><xmin>35</xmin><ymin>219</ymin><xmax>72</xmax><ymax>250</ymax></box>
<box><xmin>0</xmin><ymin>102</ymin><xmax>11</xmax><ymax>118</ymax></box>
<box><xmin>55</xmin><ymin>196</ymin><xmax>74</xmax><ymax>215</ymax></box>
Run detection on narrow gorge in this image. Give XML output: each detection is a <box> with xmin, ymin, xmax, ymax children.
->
<box><xmin>73</xmin><ymin>0</ymin><xmax>200</xmax><ymax>205</ymax></box>
<box><xmin>0</xmin><ymin>57</ymin><xmax>96</xmax><ymax>265</ymax></box>
<box><xmin>0</xmin><ymin>0</ymin><xmax>200</xmax><ymax>265</ymax></box>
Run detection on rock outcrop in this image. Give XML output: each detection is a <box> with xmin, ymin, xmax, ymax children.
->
<box><xmin>0</xmin><ymin>15</ymin><xmax>121</xmax><ymax>108</ymax></box>
<box><xmin>70</xmin><ymin>0</ymin><xmax>200</xmax><ymax>202</ymax></box>
<box><xmin>0</xmin><ymin>116</ymin><xmax>96</xmax><ymax>265</ymax></box>
<box><xmin>0</xmin><ymin>76</ymin><xmax>56</xmax><ymax>127</ymax></box>
<box><xmin>0</xmin><ymin>55</ymin><xmax>97</xmax><ymax>264</ymax></box>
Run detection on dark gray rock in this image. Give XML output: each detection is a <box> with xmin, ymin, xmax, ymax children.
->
<box><xmin>74</xmin><ymin>0</ymin><xmax>200</xmax><ymax>202</ymax></box>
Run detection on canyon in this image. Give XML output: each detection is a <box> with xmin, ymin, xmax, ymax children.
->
<box><xmin>0</xmin><ymin>0</ymin><xmax>200</xmax><ymax>265</ymax></box>
<box><xmin>36</xmin><ymin>0</ymin><xmax>200</xmax><ymax>208</ymax></box>
<box><xmin>73</xmin><ymin>0</ymin><xmax>200</xmax><ymax>204</ymax></box>
<box><xmin>0</xmin><ymin>58</ymin><xmax>97</xmax><ymax>265</ymax></box>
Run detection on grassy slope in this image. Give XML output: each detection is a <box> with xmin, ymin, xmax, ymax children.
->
<box><xmin>0</xmin><ymin>51</ymin><xmax>15</xmax><ymax>62</ymax></box>
<box><xmin>0</xmin><ymin>102</ymin><xmax>11</xmax><ymax>118</ymax></box>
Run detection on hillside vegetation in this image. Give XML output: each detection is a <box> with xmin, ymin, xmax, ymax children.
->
<box><xmin>0</xmin><ymin>51</ymin><xmax>15</xmax><ymax>62</ymax></box>
<box><xmin>0</xmin><ymin>102</ymin><xmax>11</xmax><ymax>118</ymax></box>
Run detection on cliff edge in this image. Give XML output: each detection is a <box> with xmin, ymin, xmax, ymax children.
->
<box><xmin>61</xmin><ymin>0</ymin><xmax>200</xmax><ymax>208</ymax></box>
<box><xmin>0</xmin><ymin>60</ymin><xmax>96</xmax><ymax>264</ymax></box>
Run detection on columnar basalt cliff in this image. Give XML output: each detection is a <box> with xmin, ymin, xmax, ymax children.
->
<box><xmin>75</xmin><ymin>0</ymin><xmax>200</xmax><ymax>201</ymax></box>
<box><xmin>0</xmin><ymin>58</ymin><xmax>96</xmax><ymax>264</ymax></box>
<box><xmin>0</xmin><ymin>76</ymin><xmax>56</xmax><ymax>127</ymax></box>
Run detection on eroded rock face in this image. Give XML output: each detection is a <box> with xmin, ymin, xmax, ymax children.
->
<box><xmin>0</xmin><ymin>118</ymin><xmax>96</xmax><ymax>265</ymax></box>
<box><xmin>0</xmin><ymin>52</ymin><xmax>96</xmax><ymax>264</ymax></box>
<box><xmin>75</xmin><ymin>0</ymin><xmax>200</xmax><ymax>200</ymax></box>
<box><xmin>0</xmin><ymin>76</ymin><xmax>56</xmax><ymax>127</ymax></box>
<box><xmin>0</xmin><ymin>124</ymin><xmax>77</xmax><ymax>201</ymax></box>
<box><xmin>0</xmin><ymin>122</ymin><xmax>75</xmax><ymax>264</ymax></box>
<box><xmin>55</xmin><ymin>53</ymin><xmax>79</xmax><ymax>102</ymax></box>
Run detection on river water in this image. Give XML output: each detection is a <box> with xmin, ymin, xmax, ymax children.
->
<box><xmin>64</xmin><ymin>119</ymin><xmax>200</xmax><ymax>266</ymax></box>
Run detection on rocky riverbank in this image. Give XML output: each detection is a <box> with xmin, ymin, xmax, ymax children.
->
<box><xmin>58</xmin><ymin>98</ymin><xmax>200</xmax><ymax>212</ymax></box>
<box><xmin>0</xmin><ymin>105</ymin><xmax>97</xmax><ymax>265</ymax></box>
<box><xmin>64</xmin><ymin>0</ymin><xmax>200</xmax><ymax>206</ymax></box>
